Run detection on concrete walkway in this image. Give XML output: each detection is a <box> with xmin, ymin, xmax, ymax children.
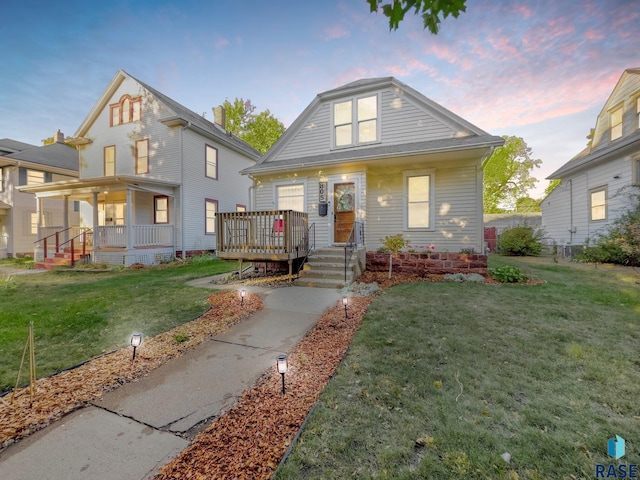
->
<box><xmin>0</xmin><ymin>282</ymin><xmax>341</xmax><ymax>480</ymax></box>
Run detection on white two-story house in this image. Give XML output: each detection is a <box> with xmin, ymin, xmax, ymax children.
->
<box><xmin>542</xmin><ymin>68</ymin><xmax>640</xmax><ymax>250</ymax></box>
<box><xmin>0</xmin><ymin>133</ymin><xmax>78</xmax><ymax>258</ymax></box>
<box><xmin>22</xmin><ymin>70</ymin><xmax>260</xmax><ymax>266</ymax></box>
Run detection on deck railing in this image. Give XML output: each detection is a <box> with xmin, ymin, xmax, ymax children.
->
<box><xmin>216</xmin><ymin>210</ymin><xmax>308</xmax><ymax>260</ymax></box>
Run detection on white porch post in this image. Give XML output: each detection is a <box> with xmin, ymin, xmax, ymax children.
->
<box><xmin>63</xmin><ymin>195</ymin><xmax>69</xmax><ymax>243</ymax></box>
<box><xmin>91</xmin><ymin>192</ymin><xmax>98</xmax><ymax>249</ymax></box>
<box><xmin>36</xmin><ymin>197</ymin><xmax>43</xmax><ymax>238</ymax></box>
<box><xmin>126</xmin><ymin>188</ymin><xmax>134</xmax><ymax>250</ymax></box>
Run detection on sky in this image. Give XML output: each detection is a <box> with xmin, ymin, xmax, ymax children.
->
<box><xmin>1</xmin><ymin>0</ymin><xmax>638</xmax><ymax>198</ymax></box>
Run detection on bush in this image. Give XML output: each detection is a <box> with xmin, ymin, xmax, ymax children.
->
<box><xmin>489</xmin><ymin>265</ymin><xmax>528</xmax><ymax>283</ymax></box>
<box><xmin>496</xmin><ymin>226</ymin><xmax>543</xmax><ymax>256</ymax></box>
<box><xmin>444</xmin><ymin>273</ymin><xmax>485</xmax><ymax>283</ymax></box>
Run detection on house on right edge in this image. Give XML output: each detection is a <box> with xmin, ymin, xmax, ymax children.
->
<box><xmin>542</xmin><ymin>68</ymin><xmax>640</xmax><ymax>250</ymax></box>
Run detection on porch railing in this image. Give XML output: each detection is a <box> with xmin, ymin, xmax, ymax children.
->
<box><xmin>216</xmin><ymin>210</ymin><xmax>308</xmax><ymax>259</ymax></box>
<box><xmin>95</xmin><ymin>225</ymin><xmax>174</xmax><ymax>248</ymax></box>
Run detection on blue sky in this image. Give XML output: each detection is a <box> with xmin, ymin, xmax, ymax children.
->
<box><xmin>1</xmin><ymin>0</ymin><xmax>637</xmax><ymax>197</ymax></box>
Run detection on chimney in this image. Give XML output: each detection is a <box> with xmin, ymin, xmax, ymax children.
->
<box><xmin>212</xmin><ymin>106</ymin><xmax>226</xmax><ymax>129</ymax></box>
<box><xmin>54</xmin><ymin>129</ymin><xmax>64</xmax><ymax>143</ymax></box>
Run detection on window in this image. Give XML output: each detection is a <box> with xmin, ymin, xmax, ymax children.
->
<box><xmin>611</xmin><ymin>106</ymin><xmax>623</xmax><ymax>140</ymax></box>
<box><xmin>205</xmin><ymin>145</ymin><xmax>218</xmax><ymax>179</ymax></box>
<box><xmin>333</xmin><ymin>94</ymin><xmax>378</xmax><ymax>147</ymax></box>
<box><xmin>135</xmin><ymin>139</ymin><xmax>149</xmax><ymax>174</ymax></box>
<box><xmin>29</xmin><ymin>212</ymin><xmax>39</xmax><ymax>235</ymax></box>
<box><xmin>404</xmin><ymin>171</ymin><xmax>433</xmax><ymax>229</ymax></box>
<box><xmin>154</xmin><ymin>196</ymin><xmax>169</xmax><ymax>224</ymax></box>
<box><xmin>110</xmin><ymin>95</ymin><xmax>142</xmax><ymax>126</ymax></box>
<box><xmin>27</xmin><ymin>169</ymin><xmax>45</xmax><ymax>185</ymax></box>
<box><xmin>104</xmin><ymin>146</ymin><xmax>115</xmax><ymax>176</ymax></box>
<box><xmin>590</xmin><ymin>187</ymin><xmax>607</xmax><ymax>221</ymax></box>
<box><xmin>205</xmin><ymin>199</ymin><xmax>218</xmax><ymax>234</ymax></box>
<box><xmin>236</xmin><ymin>204</ymin><xmax>246</xmax><ymax>212</ymax></box>
<box><xmin>276</xmin><ymin>184</ymin><xmax>304</xmax><ymax>211</ymax></box>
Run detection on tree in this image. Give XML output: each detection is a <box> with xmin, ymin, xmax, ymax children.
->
<box><xmin>367</xmin><ymin>0</ymin><xmax>467</xmax><ymax>34</ymax></box>
<box><xmin>544</xmin><ymin>179</ymin><xmax>561</xmax><ymax>198</ymax></box>
<box><xmin>515</xmin><ymin>197</ymin><xmax>541</xmax><ymax>213</ymax></box>
<box><xmin>221</xmin><ymin>98</ymin><xmax>285</xmax><ymax>154</ymax></box>
<box><xmin>483</xmin><ymin>136</ymin><xmax>542</xmax><ymax>213</ymax></box>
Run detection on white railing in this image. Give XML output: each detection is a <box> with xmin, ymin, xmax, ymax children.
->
<box><xmin>95</xmin><ymin>225</ymin><xmax>173</xmax><ymax>248</ymax></box>
<box><xmin>134</xmin><ymin>225</ymin><xmax>173</xmax><ymax>247</ymax></box>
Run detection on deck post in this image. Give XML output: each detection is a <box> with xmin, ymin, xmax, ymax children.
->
<box><xmin>288</xmin><ymin>259</ymin><xmax>293</xmax><ymax>283</ymax></box>
<box><xmin>238</xmin><ymin>258</ymin><xmax>243</xmax><ymax>280</ymax></box>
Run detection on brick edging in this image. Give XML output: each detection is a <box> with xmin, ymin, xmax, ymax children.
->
<box><xmin>366</xmin><ymin>251</ymin><xmax>487</xmax><ymax>275</ymax></box>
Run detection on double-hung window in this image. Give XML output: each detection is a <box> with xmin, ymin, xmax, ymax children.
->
<box><xmin>154</xmin><ymin>196</ymin><xmax>168</xmax><ymax>224</ymax></box>
<box><xmin>611</xmin><ymin>106</ymin><xmax>623</xmax><ymax>140</ymax></box>
<box><xmin>404</xmin><ymin>170</ymin><xmax>433</xmax><ymax>229</ymax></box>
<box><xmin>590</xmin><ymin>187</ymin><xmax>607</xmax><ymax>221</ymax></box>
<box><xmin>333</xmin><ymin>94</ymin><xmax>378</xmax><ymax>147</ymax></box>
<box><xmin>104</xmin><ymin>146</ymin><xmax>115</xmax><ymax>176</ymax></box>
<box><xmin>205</xmin><ymin>145</ymin><xmax>218</xmax><ymax>179</ymax></box>
<box><xmin>205</xmin><ymin>199</ymin><xmax>218</xmax><ymax>234</ymax></box>
<box><xmin>27</xmin><ymin>169</ymin><xmax>45</xmax><ymax>185</ymax></box>
<box><xmin>135</xmin><ymin>139</ymin><xmax>149</xmax><ymax>174</ymax></box>
<box><xmin>276</xmin><ymin>184</ymin><xmax>304</xmax><ymax>211</ymax></box>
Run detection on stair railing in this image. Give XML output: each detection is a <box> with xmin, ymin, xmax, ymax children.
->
<box><xmin>58</xmin><ymin>229</ymin><xmax>93</xmax><ymax>267</ymax></box>
<box><xmin>34</xmin><ymin>226</ymin><xmax>75</xmax><ymax>261</ymax></box>
<box><xmin>295</xmin><ymin>223</ymin><xmax>315</xmax><ymax>276</ymax></box>
<box><xmin>344</xmin><ymin>221</ymin><xmax>365</xmax><ymax>282</ymax></box>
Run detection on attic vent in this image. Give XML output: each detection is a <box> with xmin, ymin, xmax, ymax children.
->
<box><xmin>212</xmin><ymin>106</ymin><xmax>226</xmax><ymax>129</ymax></box>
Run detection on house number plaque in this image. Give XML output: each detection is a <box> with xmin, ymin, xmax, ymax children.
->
<box><xmin>319</xmin><ymin>182</ymin><xmax>328</xmax><ymax>203</ymax></box>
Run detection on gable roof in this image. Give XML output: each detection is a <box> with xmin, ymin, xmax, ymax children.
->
<box><xmin>69</xmin><ymin>69</ymin><xmax>260</xmax><ymax>161</ymax></box>
<box><xmin>244</xmin><ymin>76</ymin><xmax>503</xmax><ymax>175</ymax></box>
<box><xmin>0</xmin><ymin>138</ymin><xmax>37</xmax><ymax>155</ymax></box>
<box><xmin>547</xmin><ymin>68</ymin><xmax>640</xmax><ymax>179</ymax></box>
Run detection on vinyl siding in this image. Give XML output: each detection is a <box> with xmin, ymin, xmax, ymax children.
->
<box><xmin>367</xmin><ymin>161</ymin><xmax>481</xmax><ymax>252</ymax></box>
<box><xmin>79</xmin><ymin>77</ymin><xmax>181</xmax><ymax>181</ymax></box>
<box><xmin>272</xmin><ymin>87</ymin><xmax>460</xmax><ymax>163</ymax></box>
<box><xmin>591</xmin><ymin>73</ymin><xmax>640</xmax><ymax>152</ymax></box>
<box><xmin>180</xmin><ymin>129</ymin><xmax>254</xmax><ymax>251</ymax></box>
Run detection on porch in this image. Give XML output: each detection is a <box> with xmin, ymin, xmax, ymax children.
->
<box><xmin>216</xmin><ymin>210</ymin><xmax>311</xmax><ymax>277</ymax></box>
<box><xmin>36</xmin><ymin>224</ymin><xmax>174</xmax><ymax>267</ymax></box>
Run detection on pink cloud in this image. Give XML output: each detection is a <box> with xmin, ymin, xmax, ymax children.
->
<box><xmin>584</xmin><ymin>29</ymin><xmax>604</xmax><ymax>40</ymax></box>
<box><xmin>323</xmin><ymin>24</ymin><xmax>350</xmax><ymax>41</ymax></box>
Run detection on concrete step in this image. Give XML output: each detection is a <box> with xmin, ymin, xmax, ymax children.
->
<box><xmin>295</xmin><ymin>277</ymin><xmax>348</xmax><ymax>289</ymax></box>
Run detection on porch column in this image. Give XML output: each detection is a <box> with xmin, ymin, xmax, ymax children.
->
<box><xmin>92</xmin><ymin>192</ymin><xmax>99</xmax><ymax>248</ymax></box>
<box><xmin>36</xmin><ymin>197</ymin><xmax>43</xmax><ymax>238</ymax></box>
<box><xmin>63</xmin><ymin>195</ymin><xmax>69</xmax><ymax>243</ymax></box>
<box><xmin>126</xmin><ymin>188</ymin><xmax>134</xmax><ymax>250</ymax></box>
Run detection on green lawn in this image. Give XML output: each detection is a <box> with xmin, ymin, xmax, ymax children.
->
<box><xmin>0</xmin><ymin>257</ymin><xmax>236</xmax><ymax>394</ymax></box>
<box><xmin>275</xmin><ymin>256</ymin><xmax>640</xmax><ymax>479</ymax></box>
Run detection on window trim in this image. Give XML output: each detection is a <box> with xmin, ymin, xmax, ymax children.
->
<box><xmin>331</xmin><ymin>93</ymin><xmax>380</xmax><ymax>149</ymax></box>
<box><xmin>205</xmin><ymin>198</ymin><xmax>218</xmax><ymax>235</ymax></box>
<box><xmin>403</xmin><ymin>169</ymin><xmax>435</xmax><ymax>230</ymax></box>
<box><xmin>273</xmin><ymin>180</ymin><xmax>307</xmax><ymax>212</ymax></box>
<box><xmin>205</xmin><ymin>144</ymin><xmax>218</xmax><ymax>180</ymax></box>
<box><xmin>109</xmin><ymin>95</ymin><xmax>142</xmax><ymax>127</ymax></box>
<box><xmin>135</xmin><ymin>139</ymin><xmax>149</xmax><ymax>174</ymax></box>
<box><xmin>104</xmin><ymin>145</ymin><xmax>115</xmax><ymax>176</ymax></box>
<box><xmin>589</xmin><ymin>186</ymin><xmax>607</xmax><ymax>222</ymax></box>
<box><xmin>610</xmin><ymin>105</ymin><xmax>623</xmax><ymax>141</ymax></box>
<box><xmin>154</xmin><ymin>195</ymin><xmax>169</xmax><ymax>224</ymax></box>
<box><xmin>236</xmin><ymin>204</ymin><xmax>247</xmax><ymax>212</ymax></box>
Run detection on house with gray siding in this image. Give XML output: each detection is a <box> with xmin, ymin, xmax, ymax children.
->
<box><xmin>542</xmin><ymin>68</ymin><xmax>640</xmax><ymax>249</ymax></box>
<box><xmin>22</xmin><ymin>70</ymin><xmax>260</xmax><ymax>267</ymax></box>
<box><xmin>241</xmin><ymin>77</ymin><xmax>503</xmax><ymax>252</ymax></box>
<box><xmin>0</xmin><ymin>133</ymin><xmax>78</xmax><ymax>258</ymax></box>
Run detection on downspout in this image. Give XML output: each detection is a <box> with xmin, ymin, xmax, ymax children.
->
<box><xmin>569</xmin><ymin>179</ymin><xmax>573</xmax><ymax>245</ymax></box>
<box><xmin>179</xmin><ymin>123</ymin><xmax>189</xmax><ymax>259</ymax></box>
<box><xmin>248</xmin><ymin>174</ymin><xmax>256</xmax><ymax>210</ymax></box>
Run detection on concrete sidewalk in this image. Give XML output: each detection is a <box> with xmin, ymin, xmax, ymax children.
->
<box><xmin>0</xmin><ymin>284</ymin><xmax>341</xmax><ymax>480</ymax></box>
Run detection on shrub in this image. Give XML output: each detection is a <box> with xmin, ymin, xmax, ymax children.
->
<box><xmin>444</xmin><ymin>273</ymin><xmax>485</xmax><ymax>283</ymax></box>
<box><xmin>489</xmin><ymin>265</ymin><xmax>528</xmax><ymax>283</ymax></box>
<box><xmin>496</xmin><ymin>226</ymin><xmax>543</xmax><ymax>256</ymax></box>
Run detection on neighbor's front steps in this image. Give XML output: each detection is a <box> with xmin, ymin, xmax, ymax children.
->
<box><xmin>35</xmin><ymin>247</ymin><xmax>87</xmax><ymax>270</ymax></box>
<box><xmin>296</xmin><ymin>247</ymin><xmax>363</xmax><ymax>289</ymax></box>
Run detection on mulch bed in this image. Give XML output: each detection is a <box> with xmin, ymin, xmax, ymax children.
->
<box><xmin>1</xmin><ymin>271</ymin><xmax>541</xmax><ymax>477</ymax></box>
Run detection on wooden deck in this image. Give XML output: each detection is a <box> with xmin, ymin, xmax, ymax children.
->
<box><xmin>215</xmin><ymin>210</ymin><xmax>310</xmax><ymax>262</ymax></box>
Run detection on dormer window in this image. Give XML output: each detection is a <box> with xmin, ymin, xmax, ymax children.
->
<box><xmin>110</xmin><ymin>95</ymin><xmax>142</xmax><ymax>126</ymax></box>
<box><xmin>333</xmin><ymin>94</ymin><xmax>378</xmax><ymax>148</ymax></box>
<box><xmin>610</xmin><ymin>106</ymin><xmax>622</xmax><ymax>140</ymax></box>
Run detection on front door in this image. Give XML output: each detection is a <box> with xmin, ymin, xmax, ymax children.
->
<box><xmin>334</xmin><ymin>182</ymin><xmax>355</xmax><ymax>243</ymax></box>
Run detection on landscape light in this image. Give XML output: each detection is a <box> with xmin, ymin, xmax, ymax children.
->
<box><xmin>277</xmin><ymin>354</ymin><xmax>288</xmax><ymax>394</ymax></box>
<box><xmin>342</xmin><ymin>296</ymin><xmax>348</xmax><ymax>319</ymax></box>
<box><xmin>131</xmin><ymin>333</ymin><xmax>142</xmax><ymax>360</ymax></box>
<box><xmin>240</xmin><ymin>289</ymin><xmax>246</xmax><ymax>306</ymax></box>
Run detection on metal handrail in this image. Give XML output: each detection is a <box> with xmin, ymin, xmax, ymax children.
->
<box><xmin>344</xmin><ymin>221</ymin><xmax>365</xmax><ymax>281</ymax></box>
<box><xmin>295</xmin><ymin>223</ymin><xmax>316</xmax><ymax>275</ymax></box>
<box><xmin>58</xmin><ymin>229</ymin><xmax>93</xmax><ymax>267</ymax></box>
<box><xmin>34</xmin><ymin>226</ymin><xmax>75</xmax><ymax>260</ymax></box>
